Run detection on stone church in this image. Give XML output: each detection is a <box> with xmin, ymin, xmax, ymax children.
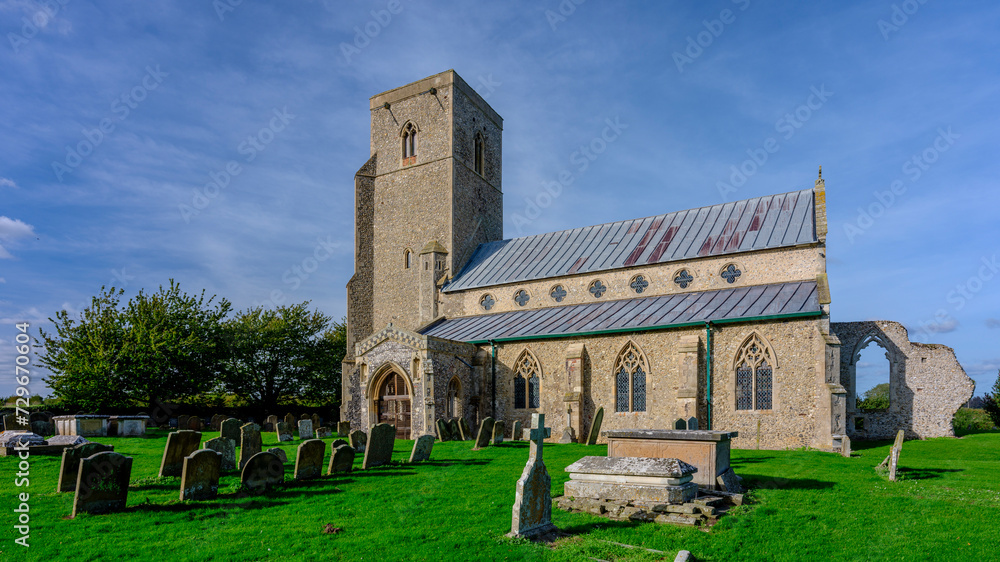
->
<box><xmin>340</xmin><ymin>70</ymin><xmax>973</xmax><ymax>450</ymax></box>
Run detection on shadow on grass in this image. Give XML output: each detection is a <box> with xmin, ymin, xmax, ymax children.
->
<box><xmin>742</xmin><ymin>475</ymin><xmax>836</xmax><ymax>490</ymax></box>
<box><xmin>955</xmin><ymin>428</ymin><xmax>1000</xmax><ymax>437</ymax></box>
<box><xmin>129</xmin><ymin>499</ymin><xmax>291</xmax><ymax>513</ymax></box>
<box><xmin>849</xmin><ymin>439</ymin><xmax>895</xmax><ymax>451</ymax></box>
<box><xmin>417</xmin><ymin>459</ymin><xmax>491</xmax><ymax>467</ymax></box>
<box><xmin>559</xmin><ymin>519</ymin><xmax>642</xmax><ymax>535</ymax></box>
<box><xmin>896</xmin><ymin>467</ymin><xmax>963</xmax><ymax>480</ymax></box>
<box><xmin>730</xmin><ymin>457</ymin><xmax>775</xmax><ymax>465</ymax></box>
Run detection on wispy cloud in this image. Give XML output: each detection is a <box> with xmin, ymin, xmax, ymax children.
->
<box><xmin>0</xmin><ymin>177</ymin><xmax>16</xmax><ymax>188</ymax></box>
<box><xmin>0</xmin><ymin>216</ymin><xmax>36</xmax><ymax>258</ymax></box>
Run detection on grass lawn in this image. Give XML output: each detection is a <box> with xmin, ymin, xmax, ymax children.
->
<box><xmin>1</xmin><ymin>429</ymin><xmax>998</xmax><ymax>561</ymax></box>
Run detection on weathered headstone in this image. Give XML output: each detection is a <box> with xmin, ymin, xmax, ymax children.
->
<box><xmin>316</xmin><ymin>426</ymin><xmax>333</xmax><ymax>438</ymax></box>
<box><xmin>220</xmin><ymin>418</ymin><xmax>242</xmax><ymax>442</ymax></box>
<box><xmin>294</xmin><ymin>439</ymin><xmax>326</xmax><ymax>480</ymax></box>
<box><xmin>275</xmin><ymin>421</ymin><xmax>293</xmax><ymax>442</ymax></box>
<box><xmin>337</xmin><ymin>420</ymin><xmax>351</xmax><ymax>437</ymax></box>
<box><xmin>362</xmin><ymin>423</ymin><xmax>395</xmax><ymax>469</ymax></box>
<box><xmin>72</xmin><ymin>451</ymin><xmax>133</xmax><ymax>518</ymax></box>
<box><xmin>297</xmin><ymin>419</ymin><xmax>314</xmax><ymax>440</ymax></box>
<box><xmin>889</xmin><ymin>430</ymin><xmax>904</xmax><ymax>481</ymax></box>
<box><xmin>311</xmin><ymin>414</ymin><xmax>322</xmax><ymax>429</ymax></box>
<box><xmin>238</xmin><ymin>423</ymin><xmax>262</xmax><ymax>470</ymax></box>
<box><xmin>263</xmin><ymin>415</ymin><xmax>278</xmax><ymax>432</ymax></box>
<box><xmin>447</xmin><ymin>418</ymin><xmax>461</xmax><ymax>440</ymax></box>
<box><xmin>331</xmin><ymin>438</ymin><xmax>348</xmax><ymax>448</ymax></box>
<box><xmin>327</xmin><ymin>444</ymin><xmax>355</xmax><ymax>475</ymax></box>
<box><xmin>159</xmin><ymin>430</ymin><xmax>202</xmax><ymax>477</ymax></box>
<box><xmin>717</xmin><ymin>467</ymin><xmax>745</xmax><ymax>494</ymax></box>
<box><xmin>841</xmin><ymin>434</ymin><xmax>852</xmax><ymax>458</ymax></box>
<box><xmin>473</xmin><ymin>417</ymin><xmax>495</xmax><ymax>450</ymax></box>
<box><xmin>493</xmin><ymin>420</ymin><xmax>506</xmax><ymax>444</ymax></box>
<box><xmin>458</xmin><ymin>418</ymin><xmax>472</xmax><ymax>441</ymax></box>
<box><xmin>436</xmin><ymin>419</ymin><xmax>452</xmax><ymax>441</ymax></box>
<box><xmin>30</xmin><ymin>420</ymin><xmax>54</xmax><ymax>435</ymax></box>
<box><xmin>241</xmin><ymin>451</ymin><xmax>284</xmax><ymax>492</ymax></box>
<box><xmin>188</xmin><ymin>417</ymin><xmax>204</xmax><ymax>431</ymax></box>
<box><xmin>3</xmin><ymin>413</ymin><xmax>28</xmax><ymax>431</ymax></box>
<box><xmin>300</xmin><ymin>413</ymin><xmax>310</xmax><ymax>420</ymax></box>
<box><xmin>210</xmin><ymin>414</ymin><xmax>225</xmax><ymax>431</ymax></box>
<box><xmin>409</xmin><ymin>434</ymin><xmax>435</xmax><ymax>463</ymax></box>
<box><xmin>512</xmin><ymin>420</ymin><xmax>523</xmax><ymax>441</ymax></box>
<box><xmin>284</xmin><ymin>413</ymin><xmax>296</xmax><ymax>426</ymax></box>
<box><xmin>177</xmin><ymin>415</ymin><xmax>190</xmax><ymax>431</ymax></box>
<box><xmin>350</xmin><ymin>430</ymin><xmax>367</xmax><ymax>453</ymax></box>
<box><xmin>180</xmin><ymin>449</ymin><xmax>222</xmax><ymax>501</ymax></box>
<box><xmin>266</xmin><ymin>447</ymin><xmax>288</xmax><ymax>463</ymax></box>
<box><xmin>57</xmin><ymin>443</ymin><xmax>113</xmax><ymax>492</ymax></box>
<box><xmin>586</xmin><ymin>407</ymin><xmax>604</xmax><ymax>445</ymax></box>
<box><xmin>558</xmin><ymin>427</ymin><xmax>575</xmax><ymax>444</ymax></box>
<box><xmin>507</xmin><ymin>413</ymin><xmax>556</xmax><ymax>539</ymax></box>
<box><xmin>203</xmin><ymin>437</ymin><xmax>236</xmax><ymax>471</ymax></box>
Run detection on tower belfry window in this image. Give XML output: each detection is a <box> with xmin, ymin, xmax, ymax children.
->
<box><xmin>402</xmin><ymin>122</ymin><xmax>417</xmax><ymax>163</ymax></box>
<box><xmin>474</xmin><ymin>133</ymin><xmax>485</xmax><ymax>175</ymax></box>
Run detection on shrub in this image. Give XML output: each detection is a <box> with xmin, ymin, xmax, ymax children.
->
<box><xmin>984</xmin><ymin>370</ymin><xmax>1000</xmax><ymax>428</ymax></box>
<box><xmin>952</xmin><ymin>408</ymin><xmax>996</xmax><ymax>433</ymax></box>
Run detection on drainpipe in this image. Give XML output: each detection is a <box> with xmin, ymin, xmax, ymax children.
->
<box><xmin>705</xmin><ymin>321</ymin><xmax>713</xmax><ymax>430</ymax></box>
<box><xmin>489</xmin><ymin>340</ymin><xmax>497</xmax><ymax>417</ymax></box>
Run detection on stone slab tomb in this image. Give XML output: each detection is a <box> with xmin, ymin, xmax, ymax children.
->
<box><xmin>493</xmin><ymin>420</ymin><xmax>506</xmax><ymax>445</ymax></box>
<box><xmin>328</xmin><ymin>444</ymin><xmax>355</xmax><ymax>475</ymax></box>
<box><xmin>159</xmin><ymin>430</ymin><xmax>201</xmax><ymax>477</ymax></box>
<box><xmin>72</xmin><ymin>451</ymin><xmax>133</xmax><ymax>518</ymax></box>
<box><xmin>203</xmin><ymin>437</ymin><xmax>236</xmax><ymax>471</ymax></box>
<box><xmin>241</xmin><ymin>451</ymin><xmax>284</xmax><ymax>492</ymax></box>
<box><xmin>275</xmin><ymin>422</ymin><xmax>293</xmax><ymax>442</ymax></box>
<box><xmin>349</xmin><ymin>430</ymin><xmax>367</xmax><ymax>453</ymax></box>
<box><xmin>294</xmin><ymin>439</ymin><xmax>325</xmax><ymax>480</ymax></box>
<box><xmin>507</xmin><ymin>413</ymin><xmax>556</xmax><ymax>540</ymax></box>
<box><xmin>220</xmin><ymin>418</ymin><xmax>242</xmax><ymax>442</ymax></box>
<box><xmin>605</xmin><ymin>429</ymin><xmax>738</xmax><ymax>490</ymax></box>
<box><xmin>473</xmin><ymin>417</ymin><xmax>495</xmax><ymax>450</ymax></box>
<box><xmin>298</xmin><ymin>419</ymin><xmax>314</xmax><ymax>440</ymax></box>
<box><xmin>53</xmin><ymin>415</ymin><xmax>109</xmax><ymax>437</ymax></box>
<box><xmin>58</xmin><ymin>443</ymin><xmax>114</xmax><ymax>492</ymax></box>
<box><xmin>180</xmin><ymin>449</ymin><xmax>222</xmax><ymax>501</ymax></box>
<box><xmin>362</xmin><ymin>423</ymin><xmax>395</xmax><ymax>469</ymax></box>
<box><xmin>409</xmin><ymin>434</ymin><xmax>434</xmax><ymax>463</ymax></box>
<box><xmin>586</xmin><ymin>407</ymin><xmax>604</xmax><ymax>445</ymax></box>
<box><xmin>238</xmin><ymin>423</ymin><xmax>262</xmax><ymax>470</ymax></box>
<box><xmin>110</xmin><ymin>415</ymin><xmax>149</xmax><ymax>437</ymax></box>
<box><xmin>564</xmin><ymin>456</ymin><xmax>699</xmax><ymax>504</ymax></box>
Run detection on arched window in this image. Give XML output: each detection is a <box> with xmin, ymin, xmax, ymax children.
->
<box><xmin>474</xmin><ymin>133</ymin><xmax>485</xmax><ymax>175</ymax></box>
<box><xmin>513</xmin><ymin>349</ymin><xmax>541</xmax><ymax>409</ymax></box>
<box><xmin>403</xmin><ymin>249</ymin><xmax>412</xmax><ymax>269</ymax></box>
<box><xmin>446</xmin><ymin>377</ymin><xmax>461</xmax><ymax>418</ymax></box>
<box><xmin>734</xmin><ymin>333</ymin><xmax>776</xmax><ymax>411</ymax></box>
<box><xmin>401</xmin><ymin>122</ymin><xmax>417</xmax><ymax>163</ymax></box>
<box><xmin>614</xmin><ymin>341</ymin><xmax>648</xmax><ymax>412</ymax></box>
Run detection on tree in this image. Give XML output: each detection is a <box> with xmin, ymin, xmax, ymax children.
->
<box><xmin>984</xmin><ymin>370</ymin><xmax>1000</xmax><ymax>427</ymax></box>
<box><xmin>219</xmin><ymin>303</ymin><xmax>339</xmax><ymax>413</ymax></box>
<box><xmin>857</xmin><ymin>383</ymin><xmax>890</xmax><ymax>411</ymax></box>
<box><xmin>38</xmin><ymin>282</ymin><xmax>231</xmax><ymax>410</ymax></box>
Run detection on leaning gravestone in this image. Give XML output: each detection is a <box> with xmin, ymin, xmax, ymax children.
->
<box><xmin>238</xmin><ymin>423</ymin><xmax>262</xmax><ymax>470</ymax></box>
<box><xmin>298</xmin><ymin>419</ymin><xmax>314</xmax><ymax>440</ymax></box>
<box><xmin>159</xmin><ymin>430</ymin><xmax>202</xmax><ymax>477</ymax></box>
<box><xmin>507</xmin><ymin>413</ymin><xmax>556</xmax><ymax>539</ymax></box>
<box><xmin>586</xmin><ymin>406</ymin><xmax>604</xmax><ymax>445</ymax></box>
<box><xmin>328</xmin><ymin>444</ymin><xmax>355</xmax><ymax>475</ymax></box>
<box><xmin>473</xmin><ymin>417</ymin><xmax>495</xmax><ymax>450</ymax></box>
<box><xmin>294</xmin><ymin>439</ymin><xmax>326</xmax><ymax>480</ymax></box>
<box><xmin>220</xmin><ymin>418</ymin><xmax>242</xmax><ymax>442</ymax></box>
<box><xmin>446</xmin><ymin>418</ymin><xmax>461</xmax><ymax>440</ymax></box>
<box><xmin>73</xmin><ymin>451</ymin><xmax>133</xmax><ymax>518</ymax></box>
<box><xmin>459</xmin><ymin>418</ymin><xmax>472</xmax><ymax>441</ymax></box>
<box><xmin>362</xmin><ymin>423</ymin><xmax>395</xmax><ymax>469</ymax></box>
<box><xmin>275</xmin><ymin>422</ymin><xmax>293</xmax><ymax>442</ymax></box>
<box><xmin>409</xmin><ymin>434</ymin><xmax>435</xmax><ymax>463</ymax></box>
<box><xmin>349</xmin><ymin>430</ymin><xmax>367</xmax><ymax>453</ymax></box>
<box><xmin>266</xmin><ymin>447</ymin><xmax>288</xmax><ymax>463</ymax></box>
<box><xmin>58</xmin><ymin>443</ymin><xmax>113</xmax><ymax>492</ymax></box>
<box><xmin>493</xmin><ymin>420</ymin><xmax>506</xmax><ymax>445</ymax></box>
<box><xmin>337</xmin><ymin>421</ymin><xmax>351</xmax><ymax>437</ymax></box>
<box><xmin>284</xmin><ymin>413</ymin><xmax>296</xmax><ymax>426</ymax></box>
<box><xmin>203</xmin><ymin>437</ymin><xmax>236</xmax><ymax>471</ymax></box>
<box><xmin>889</xmin><ymin>430</ymin><xmax>905</xmax><ymax>481</ymax></box>
<box><xmin>241</xmin><ymin>451</ymin><xmax>284</xmax><ymax>492</ymax></box>
<box><xmin>436</xmin><ymin>419</ymin><xmax>451</xmax><ymax>441</ymax></box>
<box><xmin>512</xmin><ymin>420</ymin><xmax>523</xmax><ymax>442</ymax></box>
<box><xmin>180</xmin><ymin>449</ymin><xmax>222</xmax><ymax>501</ymax></box>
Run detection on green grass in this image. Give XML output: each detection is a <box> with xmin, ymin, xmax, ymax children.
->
<box><xmin>1</xmin><ymin>430</ymin><xmax>998</xmax><ymax>561</ymax></box>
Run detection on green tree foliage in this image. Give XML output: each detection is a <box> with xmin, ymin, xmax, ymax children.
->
<box><xmin>984</xmin><ymin>370</ymin><xmax>1000</xmax><ymax>427</ymax></box>
<box><xmin>219</xmin><ymin>304</ymin><xmax>339</xmax><ymax>413</ymax></box>
<box><xmin>37</xmin><ymin>282</ymin><xmax>231</xmax><ymax>410</ymax></box>
<box><xmin>857</xmin><ymin>383</ymin><xmax>890</xmax><ymax>411</ymax></box>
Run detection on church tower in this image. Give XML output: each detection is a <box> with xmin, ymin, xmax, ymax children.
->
<box><xmin>346</xmin><ymin>70</ymin><xmax>503</xmax><ymax>351</ymax></box>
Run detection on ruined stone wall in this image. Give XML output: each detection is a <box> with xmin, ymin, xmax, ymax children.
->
<box><xmin>832</xmin><ymin>320</ymin><xmax>974</xmax><ymax>440</ymax></box>
<box><xmin>346</xmin><ymin>155</ymin><xmax>376</xmax><ymax>352</ymax></box>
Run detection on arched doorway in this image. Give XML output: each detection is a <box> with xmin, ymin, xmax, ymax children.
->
<box><xmin>376</xmin><ymin>371</ymin><xmax>411</xmax><ymax>439</ymax></box>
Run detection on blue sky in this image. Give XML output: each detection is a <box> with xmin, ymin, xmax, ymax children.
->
<box><xmin>0</xmin><ymin>0</ymin><xmax>997</xmax><ymax>399</ymax></box>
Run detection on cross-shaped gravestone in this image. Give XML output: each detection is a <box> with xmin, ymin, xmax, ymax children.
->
<box><xmin>674</xmin><ymin>269</ymin><xmax>693</xmax><ymax>288</ymax></box>
<box><xmin>550</xmin><ymin>285</ymin><xmax>567</xmax><ymax>302</ymax></box>
<box><xmin>508</xmin><ymin>413</ymin><xmax>557</xmax><ymax>539</ymax></box>
<box><xmin>630</xmin><ymin>275</ymin><xmax>649</xmax><ymax>294</ymax></box>
<box><xmin>514</xmin><ymin>290</ymin><xmax>530</xmax><ymax>307</ymax></box>
<box><xmin>589</xmin><ymin>280</ymin><xmax>606</xmax><ymax>298</ymax></box>
<box><xmin>480</xmin><ymin>294</ymin><xmax>495</xmax><ymax>310</ymax></box>
<box><xmin>721</xmin><ymin>264</ymin><xmax>742</xmax><ymax>283</ymax></box>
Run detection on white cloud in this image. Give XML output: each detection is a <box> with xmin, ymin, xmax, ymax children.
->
<box><xmin>0</xmin><ymin>216</ymin><xmax>36</xmax><ymax>259</ymax></box>
<box><xmin>0</xmin><ymin>177</ymin><xmax>15</xmax><ymax>188</ymax></box>
<box><xmin>0</xmin><ymin>278</ymin><xmax>5</xmax><ymax>283</ymax></box>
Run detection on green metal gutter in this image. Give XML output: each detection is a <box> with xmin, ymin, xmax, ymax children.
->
<box><xmin>489</xmin><ymin>340</ymin><xmax>497</xmax><ymax>417</ymax></box>
<box><xmin>706</xmin><ymin>321</ymin><xmax>713</xmax><ymax>430</ymax></box>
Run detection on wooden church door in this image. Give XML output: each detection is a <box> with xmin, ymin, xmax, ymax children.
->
<box><xmin>377</xmin><ymin>372</ymin><xmax>411</xmax><ymax>439</ymax></box>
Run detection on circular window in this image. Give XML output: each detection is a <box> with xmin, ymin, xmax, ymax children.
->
<box><xmin>550</xmin><ymin>285</ymin><xmax>567</xmax><ymax>302</ymax></box>
<box><xmin>673</xmin><ymin>269</ymin><xmax>694</xmax><ymax>289</ymax></box>
<box><xmin>721</xmin><ymin>264</ymin><xmax>742</xmax><ymax>284</ymax></box>
<box><xmin>588</xmin><ymin>280</ymin><xmax>607</xmax><ymax>298</ymax></box>
<box><xmin>514</xmin><ymin>289</ymin><xmax>530</xmax><ymax>307</ymax></box>
<box><xmin>629</xmin><ymin>275</ymin><xmax>649</xmax><ymax>294</ymax></box>
<box><xmin>480</xmin><ymin>294</ymin><xmax>496</xmax><ymax>311</ymax></box>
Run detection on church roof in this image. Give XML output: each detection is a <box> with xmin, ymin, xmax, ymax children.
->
<box><xmin>421</xmin><ymin>280</ymin><xmax>820</xmax><ymax>343</ymax></box>
<box><xmin>444</xmin><ymin>189</ymin><xmax>817</xmax><ymax>293</ymax></box>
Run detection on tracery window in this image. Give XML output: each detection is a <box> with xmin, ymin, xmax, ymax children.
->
<box><xmin>402</xmin><ymin>122</ymin><xmax>417</xmax><ymax>163</ymax></box>
<box><xmin>446</xmin><ymin>377</ymin><xmax>461</xmax><ymax>418</ymax></box>
<box><xmin>734</xmin><ymin>332</ymin><xmax>775</xmax><ymax>411</ymax></box>
<box><xmin>514</xmin><ymin>349</ymin><xmax>541</xmax><ymax>409</ymax></box>
<box><xmin>614</xmin><ymin>340</ymin><xmax>648</xmax><ymax>412</ymax></box>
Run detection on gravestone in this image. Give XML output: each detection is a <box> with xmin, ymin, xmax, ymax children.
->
<box><xmin>332</xmin><ymin>438</ymin><xmax>348</xmax><ymax>448</ymax></box>
<box><xmin>436</xmin><ymin>419</ymin><xmax>451</xmax><ymax>441</ymax></box>
<box><xmin>220</xmin><ymin>418</ymin><xmax>242</xmax><ymax>442</ymax></box>
<box><xmin>294</xmin><ymin>439</ymin><xmax>326</xmax><ymax>480</ymax></box>
<box><xmin>177</xmin><ymin>415</ymin><xmax>190</xmax><ymax>431</ymax></box>
<box><xmin>507</xmin><ymin>413</ymin><xmax>556</xmax><ymax>539</ymax></box>
<box><xmin>180</xmin><ymin>449</ymin><xmax>222</xmax><ymax>501</ymax></box>
<box><xmin>203</xmin><ymin>437</ymin><xmax>236</xmax><ymax>471</ymax></box>
<box><xmin>362</xmin><ymin>423</ymin><xmax>395</xmax><ymax>469</ymax></box>
<box><xmin>586</xmin><ymin>407</ymin><xmax>604</xmax><ymax>445</ymax></box>
<box><xmin>493</xmin><ymin>420</ymin><xmax>506</xmax><ymax>444</ymax></box>
<box><xmin>473</xmin><ymin>417</ymin><xmax>495</xmax><ymax>450</ymax></box>
<box><xmin>238</xmin><ymin>423</ymin><xmax>262</xmax><ymax>470</ymax></box>
<box><xmin>275</xmin><ymin>422</ymin><xmax>293</xmax><ymax>442</ymax></box>
<box><xmin>298</xmin><ymin>419</ymin><xmax>314</xmax><ymax>440</ymax></box>
<box><xmin>284</xmin><ymin>413</ymin><xmax>296</xmax><ymax>426</ymax></box>
<box><xmin>159</xmin><ymin>430</ymin><xmax>202</xmax><ymax>477</ymax></box>
<box><xmin>841</xmin><ymin>435</ymin><xmax>852</xmax><ymax>458</ymax></box>
<box><xmin>57</xmin><ymin>443</ymin><xmax>114</xmax><ymax>492</ymax></box>
<box><xmin>558</xmin><ymin>427</ymin><xmax>575</xmax><ymax>444</ymax></box>
<box><xmin>3</xmin><ymin>413</ymin><xmax>28</xmax><ymax>431</ymax></box>
<box><xmin>311</xmin><ymin>413</ymin><xmax>322</xmax><ymax>428</ymax></box>
<box><xmin>266</xmin><ymin>447</ymin><xmax>287</xmax><ymax>463</ymax></box>
<box><xmin>188</xmin><ymin>417</ymin><xmax>204</xmax><ymax>431</ymax></box>
<box><xmin>241</xmin><ymin>451</ymin><xmax>284</xmax><ymax>492</ymax></box>
<box><xmin>337</xmin><ymin>421</ymin><xmax>351</xmax><ymax>437</ymax></box>
<box><xmin>210</xmin><ymin>414</ymin><xmax>225</xmax><ymax>431</ymax></box>
<box><xmin>72</xmin><ymin>451</ymin><xmax>133</xmax><ymax>518</ymax></box>
<box><xmin>263</xmin><ymin>415</ymin><xmax>278</xmax><ymax>432</ymax></box>
<box><xmin>889</xmin><ymin>430</ymin><xmax>904</xmax><ymax>481</ymax></box>
<box><xmin>314</xmin><ymin>427</ymin><xmax>330</xmax><ymax>438</ymax></box>
<box><xmin>458</xmin><ymin>418</ymin><xmax>472</xmax><ymax>441</ymax></box>
<box><xmin>717</xmin><ymin>467</ymin><xmax>745</xmax><ymax>494</ymax></box>
<box><xmin>328</xmin><ymin>444</ymin><xmax>355</xmax><ymax>475</ymax></box>
<box><xmin>300</xmin><ymin>413</ymin><xmax>310</xmax><ymax>420</ymax></box>
<box><xmin>350</xmin><ymin>430</ymin><xmax>367</xmax><ymax>453</ymax></box>
<box><xmin>409</xmin><ymin>434</ymin><xmax>435</xmax><ymax>463</ymax></box>
<box><xmin>447</xmin><ymin>418</ymin><xmax>461</xmax><ymax>440</ymax></box>
<box><xmin>512</xmin><ymin>420</ymin><xmax>523</xmax><ymax>442</ymax></box>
